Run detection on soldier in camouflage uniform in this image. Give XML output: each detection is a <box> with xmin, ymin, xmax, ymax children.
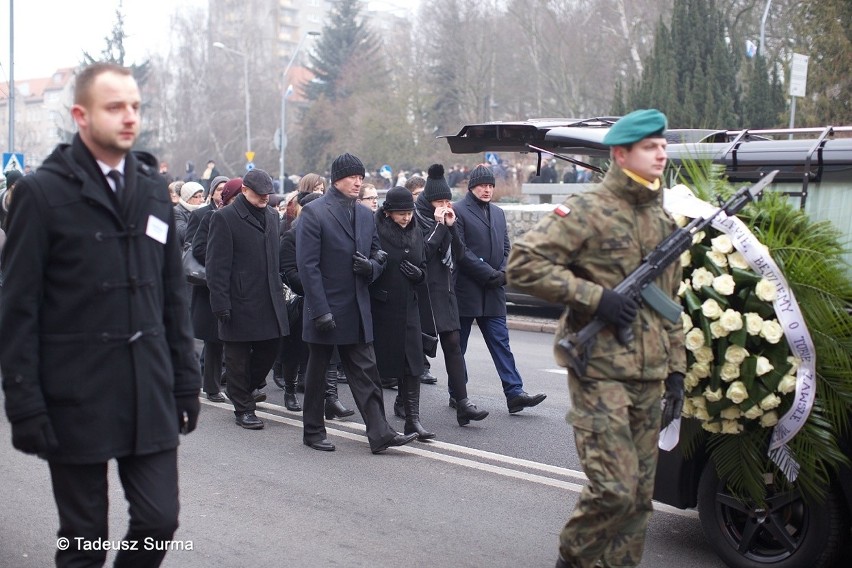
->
<box><xmin>506</xmin><ymin>109</ymin><xmax>687</xmax><ymax>568</ymax></box>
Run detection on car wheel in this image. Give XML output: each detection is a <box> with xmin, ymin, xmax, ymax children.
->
<box><xmin>697</xmin><ymin>463</ymin><xmax>848</xmax><ymax>568</ymax></box>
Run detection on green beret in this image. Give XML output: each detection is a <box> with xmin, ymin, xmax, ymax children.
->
<box><xmin>603</xmin><ymin>109</ymin><xmax>667</xmax><ymax>146</ymax></box>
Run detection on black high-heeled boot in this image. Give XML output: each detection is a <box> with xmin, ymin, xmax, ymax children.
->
<box><xmin>456</xmin><ymin>398</ymin><xmax>489</xmax><ymax>426</ymax></box>
<box><xmin>403</xmin><ymin>375</ymin><xmax>435</xmax><ymax>440</ymax></box>
<box><xmin>283</xmin><ymin>366</ymin><xmax>302</xmax><ymax>411</ymax></box>
<box><xmin>324</xmin><ymin>371</ymin><xmax>354</xmax><ymax>419</ymax></box>
<box><xmin>393</xmin><ymin>393</ymin><xmax>405</xmax><ymax>418</ymax></box>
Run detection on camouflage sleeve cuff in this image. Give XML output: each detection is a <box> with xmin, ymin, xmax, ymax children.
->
<box><xmin>574</xmin><ymin>281</ymin><xmax>604</xmax><ymax>313</ymax></box>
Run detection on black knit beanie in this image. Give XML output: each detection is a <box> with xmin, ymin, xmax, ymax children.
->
<box><xmin>330</xmin><ymin>153</ymin><xmax>366</xmax><ymax>183</ymax></box>
<box><xmin>422</xmin><ymin>164</ymin><xmax>452</xmax><ymax>202</ymax></box>
<box><xmin>468</xmin><ymin>164</ymin><xmax>496</xmax><ymax>190</ymax></box>
<box><xmin>382</xmin><ymin>186</ymin><xmax>414</xmax><ymax>212</ymax></box>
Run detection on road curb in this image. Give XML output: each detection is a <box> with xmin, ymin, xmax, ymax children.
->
<box><xmin>506</xmin><ymin>318</ymin><xmax>558</xmax><ymax>334</ymax></box>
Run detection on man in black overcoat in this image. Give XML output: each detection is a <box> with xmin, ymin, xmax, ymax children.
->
<box><xmin>206</xmin><ymin>169</ymin><xmax>289</xmax><ymax>430</ymax></box>
<box><xmin>0</xmin><ymin>63</ymin><xmax>201</xmax><ymax>568</ymax></box>
<box><xmin>296</xmin><ymin>153</ymin><xmax>418</xmax><ymax>453</ymax></box>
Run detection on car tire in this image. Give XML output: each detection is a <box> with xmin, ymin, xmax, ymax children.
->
<box><xmin>697</xmin><ymin>463</ymin><xmax>848</xmax><ymax>568</ymax></box>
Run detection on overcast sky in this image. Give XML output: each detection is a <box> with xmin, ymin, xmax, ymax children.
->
<box><xmin>1</xmin><ymin>0</ymin><xmax>419</xmax><ymax>82</ymax></box>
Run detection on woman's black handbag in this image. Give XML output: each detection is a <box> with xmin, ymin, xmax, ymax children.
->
<box><xmin>182</xmin><ymin>246</ymin><xmax>206</xmax><ymax>285</ymax></box>
<box><xmin>421</xmin><ymin>332</ymin><xmax>439</xmax><ymax>358</ymax></box>
<box><xmin>282</xmin><ymin>282</ymin><xmax>303</xmax><ymax>323</ymax></box>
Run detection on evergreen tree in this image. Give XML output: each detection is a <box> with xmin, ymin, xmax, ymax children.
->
<box><xmin>742</xmin><ymin>55</ymin><xmax>784</xmax><ymax>129</ymax></box>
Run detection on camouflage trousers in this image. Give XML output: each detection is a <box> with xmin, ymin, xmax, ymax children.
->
<box><xmin>559</xmin><ymin>373</ymin><xmax>663</xmax><ymax>568</ymax></box>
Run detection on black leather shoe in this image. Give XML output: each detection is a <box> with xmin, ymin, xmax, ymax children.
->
<box><xmin>253</xmin><ymin>390</ymin><xmax>267</xmax><ymax>403</ymax></box>
<box><xmin>304</xmin><ymin>438</ymin><xmax>335</xmax><ymax>451</ymax></box>
<box><xmin>235</xmin><ymin>411</ymin><xmax>264</xmax><ymax>430</ymax></box>
<box><xmin>325</xmin><ymin>399</ymin><xmax>355</xmax><ymax>419</ymax></box>
<box><xmin>448</xmin><ymin>397</ymin><xmax>457</xmax><ymax>409</ymax></box>
<box><xmin>380</xmin><ymin>377</ymin><xmax>399</xmax><ymax>389</ymax></box>
<box><xmin>419</xmin><ymin>370</ymin><xmax>438</xmax><ymax>385</ymax></box>
<box><xmin>371</xmin><ymin>432</ymin><xmax>418</xmax><ymax>454</ymax></box>
<box><xmin>507</xmin><ymin>392</ymin><xmax>547</xmax><ymax>414</ymax></box>
<box><xmin>206</xmin><ymin>392</ymin><xmax>227</xmax><ymax>403</ymax></box>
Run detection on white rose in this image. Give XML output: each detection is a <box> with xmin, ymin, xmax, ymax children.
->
<box><xmin>745</xmin><ymin>312</ymin><xmax>764</xmax><ymax>335</ymax></box>
<box><xmin>778</xmin><ymin>374</ymin><xmax>797</xmax><ymax>394</ymax></box>
<box><xmin>692</xmin><ymin>267</ymin><xmax>715</xmax><ymax>290</ymax></box>
<box><xmin>712</xmin><ymin>274</ymin><xmax>736</xmax><ymax>296</ymax></box>
<box><xmin>710</xmin><ymin>321</ymin><xmax>730</xmax><ymax>338</ymax></box>
<box><xmin>702</xmin><ymin>299</ymin><xmax>723</xmax><ymax>319</ymax></box>
<box><xmin>711</xmin><ymin>234</ymin><xmax>734</xmax><ymax>254</ymax></box>
<box><xmin>692</xmin><ymin>230</ymin><xmax>706</xmax><ymax>245</ymax></box>
<box><xmin>685</xmin><ymin>328</ymin><xmax>705</xmax><ymax>351</ymax></box>
<box><xmin>695</xmin><ymin>407</ymin><xmax>711</xmax><ymax>421</ymax></box>
<box><xmin>760</xmin><ymin>320</ymin><xmax>784</xmax><ymax>344</ymax></box>
<box><xmin>691</xmin><ymin>396</ymin><xmax>707</xmax><ymax>410</ymax></box>
<box><xmin>787</xmin><ymin>356</ymin><xmax>801</xmax><ymax>374</ymax></box>
<box><xmin>722</xmin><ymin>419</ymin><xmax>743</xmax><ymax>434</ymax></box>
<box><xmin>720</xmin><ymin>406</ymin><xmax>742</xmax><ymax>420</ymax></box>
<box><xmin>681</xmin><ymin>398</ymin><xmax>696</xmax><ymax>417</ymax></box>
<box><xmin>760</xmin><ymin>411</ymin><xmax>779</xmax><ymax>428</ymax></box>
<box><xmin>755</xmin><ymin>356</ymin><xmax>774</xmax><ymax>376</ymax></box>
<box><xmin>728</xmin><ymin>251</ymin><xmax>750</xmax><ymax>270</ymax></box>
<box><xmin>694</xmin><ymin>346</ymin><xmax>714</xmax><ymax>364</ymax></box>
<box><xmin>759</xmin><ymin>393</ymin><xmax>782</xmax><ymax>411</ymax></box>
<box><xmin>684</xmin><ymin>372</ymin><xmax>700</xmax><ymax>390</ymax></box>
<box><xmin>678</xmin><ymin>280</ymin><xmax>691</xmax><ymax>298</ymax></box>
<box><xmin>692</xmin><ymin>362</ymin><xmax>711</xmax><ymax>379</ymax></box>
<box><xmin>702</xmin><ymin>421</ymin><xmax>722</xmax><ymax>433</ymax></box>
<box><xmin>725</xmin><ymin>345</ymin><xmax>749</xmax><ymax>365</ymax></box>
<box><xmin>672</xmin><ymin>213</ymin><xmax>689</xmax><ymax>228</ymax></box>
<box><xmin>744</xmin><ymin>404</ymin><xmax>765</xmax><ymax>420</ymax></box>
<box><xmin>719</xmin><ymin>309</ymin><xmax>744</xmax><ymax>332</ymax></box>
<box><xmin>755</xmin><ymin>279</ymin><xmax>778</xmax><ymax>302</ymax></box>
<box><xmin>680</xmin><ymin>250</ymin><xmax>692</xmax><ymax>267</ymax></box>
<box><xmin>706</xmin><ymin>251</ymin><xmax>729</xmax><ymax>268</ymax></box>
<box><xmin>704</xmin><ymin>386</ymin><xmax>723</xmax><ymax>402</ymax></box>
<box><xmin>726</xmin><ymin>381</ymin><xmax>749</xmax><ymax>404</ymax></box>
<box><xmin>720</xmin><ymin>362</ymin><xmax>741</xmax><ymax>382</ymax></box>
<box><xmin>681</xmin><ymin>312</ymin><xmax>693</xmax><ymax>332</ymax></box>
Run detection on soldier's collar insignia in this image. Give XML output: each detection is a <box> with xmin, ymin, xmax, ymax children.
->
<box><xmin>554</xmin><ymin>204</ymin><xmax>571</xmax><ymax>217</ymax></box>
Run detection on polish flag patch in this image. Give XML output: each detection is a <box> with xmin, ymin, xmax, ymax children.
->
<box><xmin>554</xmin><ymin>204</ymin><xmax>571</xmax><ymax>217</ymax></box>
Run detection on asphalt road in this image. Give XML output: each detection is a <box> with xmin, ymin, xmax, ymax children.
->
<box><xmin>0</xmin><ymin>325</ymin><xmax>726</xmax><ymax>568</ymax></box>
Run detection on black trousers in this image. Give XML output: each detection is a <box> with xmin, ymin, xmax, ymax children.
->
<box><xmin>440</xmin><ymin>330</ymin><xmax>469</xmax><ymax>400</ymax></box>
<box><xmin>202</xmin><ymin>340</ymin><xmax>224</xmax><ymax>395</ymax></box>
<box><xmin>223</xmin><ymin>338</ymin><xmax>279</xmax><ymax>413</ymax></box>
<box><xmin>303</xmin><ymin>342</ymin><xmax>396</xmax><ymax>451</ymax></box>
<box><xmin>48</xmin><ymin>449</ymin><xmax>179</xmax><ymax>568</ymax></box>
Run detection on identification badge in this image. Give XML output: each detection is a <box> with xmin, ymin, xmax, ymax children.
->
<box><xmin>145</xmin><ymin>215</ymin><xmax>169</xmax><ymax>244</ymax></box>
<box><xmin>554</xmin><ymin>204</ymin><xmax>571</xmax><ymax>217</ymax></box>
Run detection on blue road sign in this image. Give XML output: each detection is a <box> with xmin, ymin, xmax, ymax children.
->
<box><xmin>2</xmin><ymin>153</ymin><xmax>25</xmax><ymax>174</ymax></box>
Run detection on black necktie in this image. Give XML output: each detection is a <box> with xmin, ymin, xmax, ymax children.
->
<box><xmin>107</xmin><ymin>170</ymin><xmax>124</xmax><ymax>196</ymax></box>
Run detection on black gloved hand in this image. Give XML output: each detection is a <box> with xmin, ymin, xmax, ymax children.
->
<box><xmin>314</xmin><ymin>312</ymin><xmax>336</xmax><ymax>332</ymax></box>
<box><xmin>175</xmin><ymin>394</ymin><xmax>200</xmax><ymax>434</ymax></box>
<box><xmin>11</xmin><ymin>413</ymin><xmax>59</xmax><ymax>455</ymax></box>
<box><xmin>371</xmin><ymin>250</ymin><xmax>388</xmax><ymax>265</ymax></box>
<box><xmin>485</xmin><ymin>270</ymin><xmax>506</xmax><ymax>289</ymax></box>
<box><xmin>594</xmin><ymin>288</ymin><xmax>639</xmax><ymax>327</ymax></box>
<box><xmin>352</xmin><ymin>252</ymin><xmax>373</xmax><ymax>277</ymax></box>
<box><xmin>214</xmin><ymin>309</ymin><xmax>231</xmax><ymax>324</ymax></box>
<box><xmin>399</xmin><ymin>260</ymin><xmax>424</xmax><ymax>283</ymax></box>
<box><xmin>661</xmin><ymin>372</ymin><xmax>685</xmax><ymax>429</ymax></box>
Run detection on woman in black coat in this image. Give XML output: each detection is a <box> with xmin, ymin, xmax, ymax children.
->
<box><xmin>370</xmin><ymin>187</ymin><xmax>435</xmax><ymax>440</ymax></box>
<box><xmin>414</xmin><ymin>165</ymin><xmax>489</xmax><ymax>425</ymax></box>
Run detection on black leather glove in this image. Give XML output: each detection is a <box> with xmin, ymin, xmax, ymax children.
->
<box><xmin>314</xmin><ymin>312</ymin><xmax>336</xmax><ymax>332</ymax></box>
<box><xmin>175</xmin><ymin>394</ymin><xmax>200</xmax><ymax>434</ymax></box>
<box><xmin>485</xmin><ymin>270</ymin><xmax>506</xmax><ymax>289</ymax></box>
<box><xmin>661</xmin><ymin>372</ymin><xmax>685</xmax><ymax>428</ymax></box>
<box><xmin>594</xmin><ymin>288</ymin><xmax>639</xmax><ymax>327</ymax></box>
<box><xmin>215</xmin><ymin>309</ymin><xmax>231</xmax><ymax>324</ymax></box>
<box><xmin>11</xmin><ymin>413</ymin><xmax>59</xmax><ymax>455</ymax></box>
<box><xmin>371</xmin><ymin>250</ymin><xmax>388</xmax><ymax>265</ymax></box>
<box><xmin>399</xmin><ymin>260</ymin><xmax>424</xmax><ymax>283</ymax></box>
<box><xmin>352</xmin><ymin>252</ymin><xmax>373</xmax><ymax>277</ymax></box>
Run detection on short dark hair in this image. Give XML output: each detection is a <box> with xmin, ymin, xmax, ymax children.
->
<box><xmin>405</xmin><ymin>176</ymin><xmax>425</xmax><ymax>192</ymax></box>
<box><xmin>74</xmin><ymin>63</ymin><xmax>133</xmax><ymax>106</ymax></box>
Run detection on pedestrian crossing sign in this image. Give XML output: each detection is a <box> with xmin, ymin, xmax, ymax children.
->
<box><xmin>2</xmin><ymin>152</ymin><xmax>25</xmax><ymax>175</ymax></box>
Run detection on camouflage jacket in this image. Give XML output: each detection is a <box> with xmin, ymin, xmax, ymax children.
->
<box><xmin>507</xmin><ymin>163</ymin><xmax>686</xmax><ymax>381</ymax></box>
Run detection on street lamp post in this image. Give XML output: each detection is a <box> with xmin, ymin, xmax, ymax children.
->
<box><xmin>213</xmin><ymin>42</ymin><xmax>252</xmax><ymax>163</ymax></box>
<box><xmin>279</xmin><ymin>31</ymin><xmax>320</xmax><ymax>188</ymax></box>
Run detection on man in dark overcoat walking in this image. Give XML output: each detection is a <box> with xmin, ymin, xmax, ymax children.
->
<box><xmin>206</xmin><ymin>169</ymin><xmax>289</xmax><ymax>430</ymax></box>
<box><xmin>297</xmin><ymin>153</ymin><xmax>418</xmax><ymax>453</ymax></box>
<box><xmin>454</xmin><ymin>164</ymin><xmax>547</xmax><ymax>414</ymax></box>
<box><xmin>0</xmin><ymin>62</ymin><xmax>201</xmax><ymax>568</ymax></box>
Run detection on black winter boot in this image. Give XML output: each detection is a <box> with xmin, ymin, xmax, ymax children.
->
<box><xmin>393</xmin><ymin>393</ymin><xmax>405</xmax><ymax>418</ymax></box>
<box><xmin>283</xmin><ymin>366</ymin><xmax>302</xmax><ymax>411</ymax></box>
<box><xmin>272</xmin><ymin>360</ymin><xmax>285</xmax><ymax>389</ymax></box>
<box><xmin>403</xmin><ymin>375</ymin><xmax>435</xmax><ymax>440</ymax></box>
<box><xmin>324</xmin><ymin>371</ymin><xmax>354</xmax><ymax>419</ymax></box>
<box><xmin>456</xmin><ymin>398</ymin><xmax>489</xmax><ymax>426</ymax></box>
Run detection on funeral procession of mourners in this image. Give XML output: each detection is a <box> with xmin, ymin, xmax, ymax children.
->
<box><xmin>3</xmin><ymin>2</ymin><xmax>851</xmax><ymax>567</ymax></box>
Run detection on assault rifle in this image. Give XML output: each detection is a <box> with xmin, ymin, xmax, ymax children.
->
<box><xmin>557</xmin><ymin>170</ymin><xmax>779</xmax><ymax>377</ymax></box>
